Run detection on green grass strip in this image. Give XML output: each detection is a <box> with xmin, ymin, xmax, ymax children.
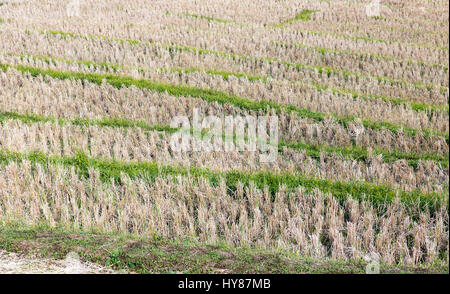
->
<box><xmin>175</xmin><ymin>67</ymin><xmax>448</xmax><ymax>114</ymax></box>
<box><xmin>273</xmin><ymin>9</ymin><xmax>317</xmax><ymax>28</ymax></box>
<box><xmin>0</xmin><ymin>111</ymin><xmax>177</xmax><ymax>133</ymax></box>
<box><xmin>310</xmin><ymin>82</ymin><xmax>449</xmax><ymax>114</ymax></box>
<box><xmin>279</xmin><ymin>140</ymin><xmax>449</xmax><ymax>169</ymax></box>
<box><xmin>37</xmin><ymin>29</ymin><xmax>448</xmax><ymax>94</ymax></box>
<box><xmin>8</xmin><ymin>52</ymin><xmax>447</xmax><ymax>114</ymax></box>
<box><xmin>1</xmin><ymin>62</ymin><xmax>448</xmax><ymax>142</ymax></box>
<box><xmin>0</xmin><ymin>149</ymin><xmax>447</xmax><ymax>211</ymax></box>
<box><xmin>1</xmin><ymin>110</ymin><xmax>447</xmax><ymax>168</ymax></box>
<box><xmin>183</xmin><ymin>13</ymin><xmax>234</xmax><ymax>24</ymax></box>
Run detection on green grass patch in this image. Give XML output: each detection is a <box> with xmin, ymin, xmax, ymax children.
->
<box><xmin>274</xmin><ymin>9</ymin><xmax>317</xmax><ymax>27</ymax></box>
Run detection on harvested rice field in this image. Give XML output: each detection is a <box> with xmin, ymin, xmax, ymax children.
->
<box><xmin>0</xmin><ymin>0</ymin><xmax>448</xmax><ymax>274</ymax></box>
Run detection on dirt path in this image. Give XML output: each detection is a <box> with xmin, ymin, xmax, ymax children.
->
<box><xmin>0</xmin><ymin>250</ymin><xmax>121</xmax><ymax>274</ymax></box>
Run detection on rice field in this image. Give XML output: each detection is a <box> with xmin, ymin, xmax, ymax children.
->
<box><xmin>0</xmin><ymin>0</ymin><xmax>448</xmax><ymax>273</ymax></box>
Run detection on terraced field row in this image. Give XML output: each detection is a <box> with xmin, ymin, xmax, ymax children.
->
<box><xmin>0</xmin><ymin>0</ymin><xmax>448</xmax><ymax>270</ymax></box>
